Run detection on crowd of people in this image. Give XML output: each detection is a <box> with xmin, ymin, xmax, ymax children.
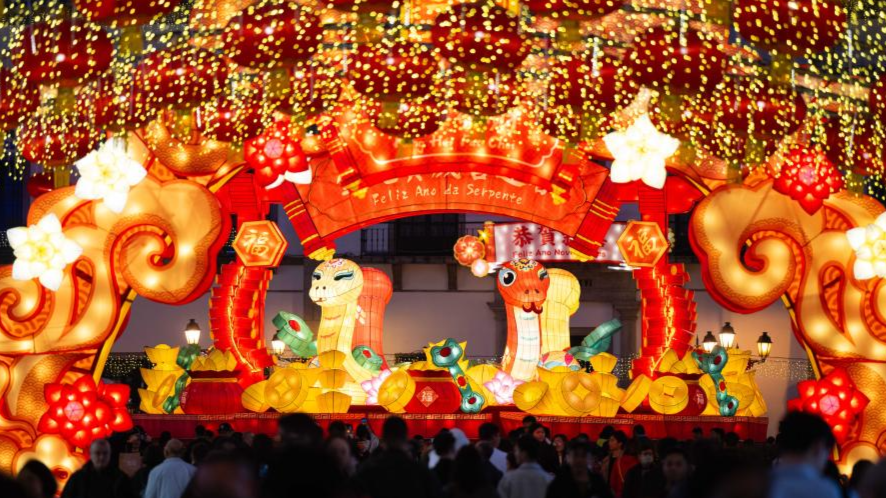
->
<box><xmin>2</xmin><ymin>411</ymin><xmax>886</xmax><ymax>498</ymax></box>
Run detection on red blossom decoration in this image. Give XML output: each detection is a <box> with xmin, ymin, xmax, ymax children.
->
<box><xmin>772</xmin><ymin>146</ymin><xmax>844</xmax><ymax>215</ymax></box>
<box><xmin>244</xmin><ymin>119</ymin><xmax>309</xmax><ymax>189</ymax></box>
<box><xmin>37</xmin><ymin>376</ymin><xmax>133</xmax><ymax>449</ymax></box>
<box><xmin>788</xmin><ymin>368</ymin><xmax>868</xmax><ymax>445</ymax></box>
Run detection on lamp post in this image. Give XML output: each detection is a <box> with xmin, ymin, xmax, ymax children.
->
<box><xmin>184</xmin><ymin>319</ymin><xmax>201</xmax><ymax>346</ymax></box>
<box><xmin>271</xmin><ymin>338</ymin><xmax>285</xmax><ymax>357</ymax></box>
<box><xmin>719</xmin><ymin>321</ymin><xmax>735</xmax><ymax>349</ymax></box>
<box><xmin>702</xmin><ymin>331</ymin><xmax>717</xmax><ymax>353</ymax></box>
<box><xmin>757</xmin><ymin>332</ymin><xmax>772</xmax><ymax>362</ymax></box>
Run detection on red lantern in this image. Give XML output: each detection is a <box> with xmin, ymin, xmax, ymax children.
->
<box><xmin>351</xmin><ymin>40</ymin><xmax>437</xmax><ymax>105</ymax></box>
<box><xmin>26</xmin><ymin>172</ymin><xmax>55</xmax><ymax>198</ymax></box>
<box><xmin>367</xmin><ymin>99</ymin><xmax>446</xmax><ymax>139</ymax></box>
<box><xmin>624</xmin><ymin>27</ymin><xmax>727</xmax><ymax>96</ymax></box>
<box><xmin>752</xmin><ymin>83</ymin><xmax>807</xmax><ymax>139</ymax></box>
<box><xmin>135</xmin><ymin>46</ymin><xmax>227</xmax><ymax>110</ymax></box>
<box><xmin>869</xmin><ymin>74</ymin><xmax>886</xmax><ymax>123</ymax></box>
<box><xmin>453</xmin><ymin>235</ymin><xmax>486</xmax><ymax>266</ymax></box>
<box><xmin>0</xmin><ymin>67</ymin><xmax>38</xmax><ymax>133</ymax></box>
<box><xmin>453</xmin><ymin>70</ymin><xmax>522</xmax><ymax>117</ymax></box>
<box><xmin>825</xmin><ymin>116</ymin><xmax>883</xmax><ymax>176</ymax></box>
<box><xmin>329</xmin><ymin>0</ymin><xmax>393</xmax><ymax>13</ymax></box>
<box><xmin>772</xmin><ymin>145</ymin><xmax>844</xmax><ymax>215</ymax></box>
<box><xmin>199</xmin><ymin>86</ymin><xmax>270</xmax><ymax>143</ymax></box>
<box><xmin>75</xmin><ymin>0</ymin><xmax>181</xmax><ymax>26</ymax></box>
<box><xmin>13</xmin><ymin>19</ymin><xmax>113</xmax><ymax>88</ymax></box>
<box><xmin>223</xmin><ymin>3</ymin><xmax>323</xmax><ymax>69</ymax></box>
<box><xmin>17</xmin><ymin>110</ymin><xmax>100</xmax><ymax>167</ymax></box>
<box><xmin>403</xmin><ymin>370</ymin><xmax>463</xmax><ymax>414</ymax></box>
<box><xmin>432</xmin><ymin>3</ymin><xmax>530</xmax><ymax>74</ymax></box>
<box><xmin>244</xmin><ymin>119</ymin><xmax>309</xmax><ymax>188</ymax></box>
<box><xmin>549</xmin><ymin>54</ymin><xmax>636</xmax><ymax>114</ymax></box>
<box><xmin>788</xmin><ymin>368</ymin><xmax>868</xmax><ymax>444</ymax></box>
<box><xmin>269</xmin><ymin>64</ymin><xmax>342</xmax><ymax>118</ymax></box>
<box><xmin>526</xmin><ymin>0</ymin><xmax>622</xmax><ymax>20</ymax></box>
<box><xmin>733</xmin><ymin>0</ymin><xmax>845</xmax><ymax>57</ymax></box>
<box><xmin>37</xmin><ymin>376</ymin><xmax>133</xmax><ymax>450</ymax></box>
<box><xmin>78</xmin><ymin>72</ymin><xmax>154</xmax><ymax>132</ymax></box>
<box><xmin>180</xmin><ymin>371</ymin><xmax>245</xmax><ymax>415</ymax></box>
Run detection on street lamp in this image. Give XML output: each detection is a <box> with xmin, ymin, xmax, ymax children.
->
<box><xmin>719</xmin><ymin>322</ymin><xmax>735</xmax><ymax>349</ymax></box>
<box><xmin>702</xmin><ymin>331</ymin><xmax>717</xmax><ymax>353</ymax></box>
<box><xmin>757</xmin><ymin>332</ymin><xmax>772</xmax><ymax>362</ymax></box>
<box><xmin>184</xmin><ymin>319</ymin><xmax>201</xmax><ymax>346</ymax></box>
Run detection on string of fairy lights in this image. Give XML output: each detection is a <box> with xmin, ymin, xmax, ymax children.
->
<box><xmin>0</xmin><ymin>0</ymin><xmax>884</xmax><ymax>201</ymax></box>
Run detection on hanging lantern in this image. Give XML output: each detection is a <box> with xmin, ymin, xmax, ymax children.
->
<box><xmin>367</xmin><ymin>98</ymin><xmax>446</xmax><ymax>140</ymax></box>
<box><xmin>17</xmin><ymin>109</ymin><xmax>100</xmax><ymax>168</ymax></box>
<box><xmin>78</xmin><ymin>71</ymin><xmax>154</xmax><ymax>133</ymax></box>
<box><xmin>869</xmin><ymin>73</ymin><xmax>886</xmax><ymax>123</ymax></box>
<box><xmin>733</xmin><ymin>0</ymin><xmax>845</xmax><ymax>58</ymax></box>
<box><xmin>0</xmin><ymin>66</ymin><xmax>38</xmax><ymax>137</ymax></box>
<box><xmin>244</xmin><ymin>119</ymin><xmax>310</xmax><ymax>188</ymax></box>
<box><xmin>751</xmin><ymin>83</ymin><xmax>807</xmax><ymax>140</ymax></box>
<box><xmin>26</xmin><ymin>172</ymin><xmax>56</xmax><ymax>199</ymax></box>
<box><xmin>432</xmin><ymin>3</ymin><xmax>530</xmax><ymax>75</ymax></box>
<box><xmin>199</xmin><ymin>84</ymin><xmax>271</xmax><ymax>144</ymax></box>
<box><xmin>452</xmin><ymin>70</ymin><xmax>522</xmax><ymax>118</ymax></box>
<box><xmin>329</xmin><ymin>0</ymin><xmax>394</xmax><ymax>42</ymax></box>
<box><xmin>270</xmin><ymin>63</ymin><xmax>343</xmax><ymax>120</ymax></box>
<box><xmin>350</xmin><ymin>40</ymin><xmax>438</xmax><ymax>129</ymax></box>
<box><xmin>74</xmin><ymin>0</ymin><xmax>182</xmax><ymax>56</ymax></box>
<box><xmin>824</xmin><ymin>115</ymin><xmax>883</xmax><ymax>177</ymax></box>
<box><xmin>772</xmin><ymin>145</ymin><xmax>845</xmax><ymax>215</ymax></box>
<box><xmin>13</xmin><ymin>18</ymin><xmax>114</xmax><ymax>90</ymax></box>
<box><xmin>223</xmin><ymin>2</ymin><xmax>323</xmax><ymax>70</ymax></box>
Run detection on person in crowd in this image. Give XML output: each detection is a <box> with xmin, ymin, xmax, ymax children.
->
<box><xmin>62</xmin><ymin>439</ymin><xmax>134</xmax><ymax>498</ymax></box>
<box><xmin>132</xmin><ymin>443</ymin><xmax>164</xmax><ymax>497</ymax></box>
<box><xmin>189</xmin><ymin>441</ymin><xmax>210</xmax><ymax>467</ymax></box>
<box><xmin>328</xmin><ymin>421</ymin><xmax>349</xmax><ymax>440</ymax></box>
<box><xmin>848</xmin><ymin>459</ymin><xmax>873</xmax><ymax>497</ymax></box>
<box><xmin>182</xmin><ymin>452</ymin><xmax>258</xmax><ymax>498</ymax></box>
<box><xmin>552</xmin><ymin>435</ymin><xmax>568</xmax><ymax>468</ymax></box>
<box><xmin>241</xmin><ymin>432</ymin><xmax>255</xmax><ymax>448</ymax></box>
<box><xmin>660</xmin><ymin>446</ymin><xmax>691</xmax><ymax>498</ymax></box>
<box><xmin>723</xmin><ymin>432</ymin><xmax>740</xmax><ymax>449</ymax></box>
<box><xmin>475</xmin><ymin>441</ymin><xmax>503</xmax><ymax>487</ymax></box>
<box><xmin>354</xmin><ymin>423</ymin><xmax>379</xmax><ymax>461</ymax></box>
<box><xmin>709</xmin><ymin>429</ymin><xmax>725</xmax><ymax>446</ymax></box>
<box><xmin>277</xmin><ymin>413</ymin><xmax>323</xmax><ymax>448</ymax></box>
<box><xmin>522</xmin><ymin>416</ymin><xmax>537</xmax><ymax>434</ymax></box>
<box><xmin>858</xmin><ymin>458</ymin><xmax>886</xmax><ymax>498</ymax></box>
<box><xmin>769</xmin><ymin>412</ymin><xmax>841</xmax><ymax>498</ymax></box>
<box><xmin>251</xmin><ymin>434</ymin><xmax>274</xmax><ymax>478</ymax></box>
<box><xmin>602</xmin><ymin>430</ymin><xmax>637</xmax><ymax>497</ymax></box>
<box><xmin>351</xmin><ymin>416</ymin><xmax>441</xmax><ymax>498</ymax></box>
<box><xmin>690</xmin><ymin>428</ymin><xmax>703</xmax><ymax>442</ymax></box>
<box><xmin>1</xmin><ymin>472</ymin><xmax>30</xmax><ymax>498</ymax></box>
<box><xmin>498</xmin><ymin>435</ymin><xmax>553</xmax><ymax>498</ymax></box>
<box><xmin>432</xmin><ymin>431</ymin><xmax>457</xmax><ymax>487</ymax></box>
<box><xmin>622</xmin><ymin>440</ymin><xmax>666</xmax><ymax>498</ymax></box>
<box><xmin>144</xmin><ymin>439</ymin><xmax>195</xmax><ymax>498</ymax></box>
<box><xmin>546</xmin><ymin>439</ymin><xmax>612</xmax><ymax>498</ymax></box>
<box><xmin>597</xmin><ymin>427</ymin><xmax>615</xmax><ymax>449</ymax></box>
<box><xmin>632</xmin><ymin>426</ymin><xmax>649</xmax><ymax>452</ymax></box>
<box><xmin>16</xmin><ymin>460</ymin><xmax>58</xmax><ymax>498</ymax></box>
<box><xmin>325</xmin><ymin>436</ymin><xmax>358</xmax><ymax>477</ymax></box>
<box><xmin>158</xmin><ymin>432</ymin><xmax>172</xmax><ymax>450</ymax></box>
<box><xmin>529</xmin><ymin>423</ymin><xmax>560</xmax><ymax>473</ymax></box>
<box><xmin>447</xmin><ymin>445</ymin><xmax>498</xmax><ymax>498</ymax></box>
<box><xmin>478</xmin><ymin>423</ymin><xmax>508</xmax><ymax>474</ymax></box>
<box><xmin>217</xmin><ymin>423</ymin><xmax>234</xmax><ymax>439</ymax></box>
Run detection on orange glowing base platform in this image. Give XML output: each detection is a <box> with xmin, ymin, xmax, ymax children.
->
<box><xmin>131</xmin><ymin>408</ymin><xmax>768</xmax><ymax>440</ymax></box>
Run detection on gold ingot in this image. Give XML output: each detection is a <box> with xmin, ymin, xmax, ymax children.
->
<box><xmin>621</xmin><ymin>375</ymin><xmax>652</xmax><ymax>413</ymax></box>
<box><xmin>590</xmin><ymin>352</ymin><xmax>618</xmax><ymax>374</ymax></box>
<box><xmin>242</xmin><ymin>381</ymin><xmax>270</xmax><ymax>413</ymax></box>
<box><xmin>649</xmin><ymin>376</ymin><xmax>690</xmax><ymax>415</ymax></box>
<box><xmin>657</xmin><ymin>349</ymin><xmax>686</xmax><ymax>374</ymax></box>
<box><xmin>560</xmin><ymin>372</ymin><xmax>602</xmax><ymax>416</ymax></box>
<box><xmin>726</xmin><ymin>381</ymin><xmax>756</xmax><ymax>411</ymax></box>
<box><xmin>722</xmin><ymin>350</ymin><xmax>751</xmax><ymax>376</ymax></box>
<box><xmin>319</xmin><ymin>368</ymin><xmax>350</xmax><ymax>389</ymax></box>
<box><xmin>317</xmin><ymin>391</ymin><xmax>352</xmax><ymax>413</ymax></box>
<box><xmin>140</xmin><ymin>368</ymin><xmax>181</xmax><ymax>392</ymax></box>
<box><xmin>265</xmin><ymin>369</ymin><xmax>314</xmax><ymax>412</ymax></box>
<box><xmin>698</xmin><ymin>374</ymin><xmax>721</xmax><ymax>415</ymax></box>
<box><xmin>378</xmin><ymin>370</ymin><xmax>415</xmax><ymax>413</ymax></box>
<box><xmin>593</xmin><ymin>397</ymin><xmax>622</xmax><ymax>418</ymax></box>
<box><xmin>682</xmin><ymin>351</ymin><xmax>702</xmax><ymax>374</ymax></box>
<box><xmin>513</xmin><ymin>382</ymin><xmax>555</xmax><ymax>415</ymax></box>
<box><xmin>319</xmin><ymin>350</ymin><xmax>347</xmax><ymax>369</ymax></box>
<box><xmin>145</xmin><ymin>345</ymin><xmax>180</xmax><ymax>368</ymax></box>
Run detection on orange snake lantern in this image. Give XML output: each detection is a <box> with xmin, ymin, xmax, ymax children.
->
<box><xmin>497</xmin><ymin>258</ymin><xmax>551</xmax><ymax>381</ymax></box>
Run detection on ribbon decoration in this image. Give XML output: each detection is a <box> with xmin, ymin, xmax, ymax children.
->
<box><xmin>568</xmin><ymin>318</ymin><xmax>622</xmax><ymax>361</ymax></box>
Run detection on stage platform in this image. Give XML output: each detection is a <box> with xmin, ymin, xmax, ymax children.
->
<box><xmin>132</xmin><ymin>408</ymin><xmax>768</xmax><ymax>441</ymax></box>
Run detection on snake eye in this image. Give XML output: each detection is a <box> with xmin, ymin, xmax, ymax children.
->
<box><xmin>498</xmin><ymin>268</ymin><xmax>517</xmax><ymax>287</ymax></box>
<box><xmin>312</xmin><ymin>271</ymin><xmax>322</xmax><ymax>281</ymax></box>
<box><xmin>334</xmin><ymin>270</ymin><xmax>355</xmax><ymax>281</ymax></box>
<box><xmin>539</xmin><ymin>269</ymin><xmax>548</xmax><ymax>280</ymax></box>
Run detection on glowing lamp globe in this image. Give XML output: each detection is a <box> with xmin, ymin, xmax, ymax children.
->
<box><xmin>701</xmin><ymin>331</ymin><xmax>717</xmax><ymax>353</ymax></box>
<box><xmin>350</xmin><ymin>40</ymin><xmax>437</xmax><ymax>102</ymax></box>
<box><xmin>719</xmin><ymin>322</ymin><xmax>736</xmax><ymax>349</ymax></box>
<box><xmin>452</xmin><ymin>70</ymin><xmax>522</xmax><ymax>118</ymax></box>
<box><xmin>757</xmin><ymin>332</ymin><xmax>772</xmax><ymax>360</ymax></box>
<box><xmin>471</xmin><ymin>259</ymin><xmax>490</xmax><ymax>278</ymax></box>
<box><xmin>184</xmin><ymin>319</ymin><xmax>201</xmax><ymax>345</ymax></box>
<box><xmin>271</xmin><ymin>339</ymin><xmax>286</xmax><ymax>356</ymax></box>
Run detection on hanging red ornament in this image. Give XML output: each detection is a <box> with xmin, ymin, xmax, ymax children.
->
<box><xmin>268</xmin><ymin>63</ymin><xmax>342</xmax><ymax>119</ymax></box>
<box><xmin>549</xmin><ymin>53</ymin><xmax>636</xmax><ymax>115</ymax></box>
<box><xmin>17</xmin><ymin>109</ymin><xmax>100</xmax><ymax>167</ymax></box>
<box><xmin>135</xmin><ymin>46</ymin><xmax>227</xmax><ymax>110</ymax></box>
<box><xmin>624</xmin><ymin>26</ymin><xmax>727</xmax><ymax>96</ymax></box>
<box><xmin>13</xmin><ymin>19</ymin><xmax>113</xmax><ymax>88</ymax></box>
<box><xmin>733</xmin><ymin>0</ymin><xmax>845</xmax><ymax>58</ymax></box>
<box><xmin>526</xmin><ymin>0</ymin><xmax>622</xmax><ymax>21</ymax></box>
<box><xmin>78</xmin><ymin>72</ymin><xmax>154</xmax><ymax>133</ymax></box>
<box><xmin>223</xmin><ymin>3</ymin><xmax>323</xmax><ymax>70</ymax></box>
<box><xmin>453</xmin><ymin>235</ymin><xmax>486</xmax><ymax>267</ymax></box>
<box><xmin>367</xmin><ymin>99</ymin><xmax>446</xmax><ymax>140</ymax></box>
<box><xmin>244</xmin><ymin>119</ymin><xmax>309</xmax><ymax>188</ymax></box>
<box><xmin>26</xmin><ymin>172</ymin><xmax>55</xmax><ymax>198</ymax></box>
<box><xmin>37</xmin><ymin>376</ymin><xmax>133</xmax><ymax>450</ymax></box>
<box><xmin>75</xmin><ymin>0</ymin><xmax>181</xmax><ymax>26</ymax></box>
<box><xmin>0</xmin><ymin>67</ymin><xmax>38</xmax><ymax>134</ymax></box>
<box><xmin>432</xmin><ymin>3</ymin><xmax>530</xmax><ymax>74</ymax></box>
<box><xmin>751</xmin><ymin>83</ymin><xmax>807</xmax><ymax>139</ymax></box>
<box><xmin>199</xmin><ymin>85</ymin><xmax>270</xmax><ymax>144</ymax></box>
<box><xmin>452</xmin><ymin>70</ymin><xmax>522</xmax><ymax>118</ymax></box>
<box><xmin>772</xmin><ymin>145</ymin><xmax>844</xmax><ymax>215</ymax></box>
<box><xmin>824</xmin><ymin>116</ymin><xmax>883</xmax><ymax>176</ymax></box>
<box><xmin>788</xmin><ymin>368</ymin><xmax>869</xmax><ymax>445</ymax></box>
